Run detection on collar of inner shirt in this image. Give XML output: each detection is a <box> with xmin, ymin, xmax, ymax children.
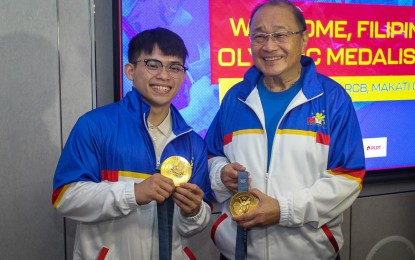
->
<box><xmin>147</xmin><ymin>109</ymin><xmax>172</xmax><ymax>137</ymax></box>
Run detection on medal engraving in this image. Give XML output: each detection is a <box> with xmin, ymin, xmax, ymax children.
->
<box><xmin>230</xmin><ymin>192</ymin><xmax>259</xmax><ymax>217</ymax></box>
<box><xmin>160</xmin><ymin>156</ymin><xmax>192</xmax><ymax>186</ymax></box>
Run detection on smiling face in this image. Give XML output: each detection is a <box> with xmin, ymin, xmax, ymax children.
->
<box><xmin>124</xmin><ymin>45</ymin><xmax>185</xmax><ymax>111</ymax></box>
<box><xmin>250</xmin><ymin>4</ymin><xmax>308</xmax><ymax>85</ymax></box>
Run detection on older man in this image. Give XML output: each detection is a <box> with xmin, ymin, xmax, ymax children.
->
<box><xmin>205</xmin><ymin>1</ymin><xmax>365</xmax><ymax>259</ymax></box>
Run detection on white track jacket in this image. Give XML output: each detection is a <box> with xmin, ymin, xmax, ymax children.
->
<box><xmin>205</xmin><ymin>56</ymin><xmax>366</xmax><ymax>260</ymax></box>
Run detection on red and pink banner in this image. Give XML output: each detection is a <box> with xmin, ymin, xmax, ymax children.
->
<box><xmin>210</xmin><ymin>1</ymin><xmax>415</xmax><ymax>102</ymax></box>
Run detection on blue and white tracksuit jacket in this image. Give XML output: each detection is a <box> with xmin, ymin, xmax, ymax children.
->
<box><xmin>52</xmin><ymin>88</ymin><xmax>212</xmax><ymax>260</ymax></box>
<box><xmin>205</xmin><ymin>56</ymin><xmax>366</xmax><ymax>260</ymax></box>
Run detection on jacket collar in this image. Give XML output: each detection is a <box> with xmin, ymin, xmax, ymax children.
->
<box><xmin>121</xmin><ymin>88</ymin><xmax>192</xmax><ymax>136</ymax></box>
<box><xmin>240</xmin><ymin>56</ymin><xmax>324</xmax><ymax>101</ymax></box>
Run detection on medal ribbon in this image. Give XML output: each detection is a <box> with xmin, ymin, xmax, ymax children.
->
<box><xmin>235</xmin><ymin>171</ymin><xmax>249</xmax><ymax>260</ymax></box>
<box><xmin>156</xmin><ymin>168</ymin><xmax>174</xmax><ymax>260</ymax></box>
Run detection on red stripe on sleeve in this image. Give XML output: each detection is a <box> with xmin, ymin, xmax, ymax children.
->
<box><xmin>101</xmin><ymin>170</ymin><xmax>119</xmax><ymax>182</ymax></box>
<box><xmin>322</xmin><ymin>224</ymin><xmax>339</xmax><ymax>253</ymax></box>
<box><xmin>211</xmin><ymin>213</ymin><xmax>228</xmax><ymax>245</ymax></box>
<box><xmin>331</xmin><ymin>167</ymin><xmax>366</xmax><ymax>180</ymax></box>
<box><xmin>51</xmin><ymin>186</ymin><xmax>64</xmax><ymax>205</ymax></box>
<box><xmin>223</xmin><ymin>133</ymin><xmax>233</xmax><ymax>146</ymax></box>
<box><xmin>316</xmin><ymin>132</ymin><xmax>330</xmax><ymax>145</ymax></box>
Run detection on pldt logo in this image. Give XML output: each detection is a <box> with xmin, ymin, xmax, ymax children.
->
<box><xmin>363</xmin><ymin>137</ymin><xmax>387</xmax><ymax>158</ymax></box>
<box><xmin>367</xmin><ymin>145</ymin><xmax>382</xmax><ymax>151</ymax></box>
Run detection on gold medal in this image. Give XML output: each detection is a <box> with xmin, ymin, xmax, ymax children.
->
<box><xmin>229</xmin><ymin>192</ymin><xmax>259</xmax><ymax>217</ymax></box>
<box><xmin>160</xmin><ymin>156</ymin><xmax>192</xmax><ymax>186</ymax></box>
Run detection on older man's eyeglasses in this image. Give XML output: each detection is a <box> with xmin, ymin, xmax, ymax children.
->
<box><xmin>249</xmin><ymin>29</ymin><xmax>306</xmax><ymax>45</ymax></box>
<box><xmin>132</xmin><ymin>59</ymin><xmax>188</xmax><ymax>78</ymax></box>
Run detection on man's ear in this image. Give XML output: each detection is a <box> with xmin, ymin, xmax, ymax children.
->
<box><xmin>124</xmin><ymin>63</ymin><xmax>135</xmax><ymax>80</ymax></box>
<box><xmin>301</xmin><ymin>31</ymin><xmax>309</xmax><ymax>54</ymax></box>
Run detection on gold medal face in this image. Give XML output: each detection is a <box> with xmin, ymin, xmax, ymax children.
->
<box><xmin>160</xmin><ymin>156</ymin><xmax>192</xmax><ymax>186</ymax></box>
<box><xmin>229</xmin><ymin>192</ymin><xmax>259</xmax><ymax>217</ymax></box>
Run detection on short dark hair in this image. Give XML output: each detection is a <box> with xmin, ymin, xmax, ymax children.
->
<box><xmin>128</xmin><ymin>27</ymin><xmax>188</xmax><ymax>64</ymax></box>
<box><xmin>249</xmin><ymin>0</ymin><xmax>306</xmax><ymax>31</ymax></box>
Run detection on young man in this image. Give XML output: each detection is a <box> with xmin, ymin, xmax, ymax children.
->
<box><xmin>52</xmin><ymin>27</ymin><xmax>211</xmax><ymax>260</ymax></box>
<box><xmin>205</xmin><ymin>1</ymin><xmax>365</xmax><ymax>259</ymax></box>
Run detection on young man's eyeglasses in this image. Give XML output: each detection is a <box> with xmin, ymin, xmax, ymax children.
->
<box><xmin>249</xmin><ymin>29</ymin><xmax>306</xmax><ymax>45</ymax></box>
<box><xmin>132</xmin><ymin>59</ymin><xmax>188</xmax><ymax>78</ymax></box>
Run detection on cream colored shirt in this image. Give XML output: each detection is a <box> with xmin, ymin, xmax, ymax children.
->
<box><xmin>147</xmin><ymin>109</ymin><xmax>172</xmax><ymax>168</ymax></box>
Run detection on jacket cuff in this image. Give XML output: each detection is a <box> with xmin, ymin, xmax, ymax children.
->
<box><xmin>179</xmin><ymin>201</ymin><xmax>209</xmax><ymax>224</ymax></box>
<box><xmin>184</xmin><ymin>201</ymin><xmax>205</xmax><ymax>222</ymax></box>
<box><xmin>214</xmin><ymin>164</ymin><xmax>228</xmax><ymax>191</ymax></box>
<box><xmin>277</xmin><ymin>196</ymin><xmax>289</xmax><ymax>226</ymax></box>
<box><xmin>125</xmin><ymin>181</ymin><xmax>139</xmax><ymax>209</ymax></box>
